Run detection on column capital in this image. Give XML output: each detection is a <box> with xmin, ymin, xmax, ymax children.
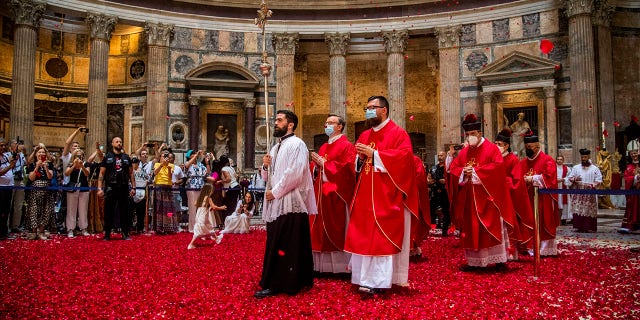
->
<box><xmin>273</xmin><ymin>33</ymin><xmax>299</xmax><ymax>55</ymax></box>
<box><xmin>592</xmin><ymin>0</ymin><xmax>615</xmax><ymax>27</ymax></box>
<box><xmin>481</xmin><ymin>92</ymin><xmax>494</xmax><ymax>103</ymax></box>
<box><xmin>244</xmin><ymin>98</ymin><xmax>256</xmax><ymax>109</ymax></box>
<box><xmin>145</xmin><ymin>21</ymin><xmax>175</xmax><ymax>47</ymax></box>
<box><xmin>435</xmin><ymin>25</ymin><xmax>462</xmax><ymax>49</ymax></box>
<box><xmin>9</xmin><ymin>0</ymin><xmax>45</xmax><ymax>28</ymax></box>
<box><xmin>382</xmin><ymin>29</ymin><xmax>408</xmax><ymax>54</ymax></box>
<box><xmin>86</xmin><ymin>12</ymin><xmax>118</xmax><ymax>41</ymax></box>
<box><xmin>188</xmin><ymin>95</ymin><xmax>200</xmax><ymax>106</ymax></box>
<box><xmin>325</xmin><ymin>32</ymin><xmax>350</xmax><ymax>56</ymax></box>
<box><xmin>563</xmin><ymin>0</ymin><xmax>594</xmax><ymax>18</ymax></box>
<box><xmin>543</xmin><ymin>86</ymin><xmax>557</xmax><ymax>98</ymax></box>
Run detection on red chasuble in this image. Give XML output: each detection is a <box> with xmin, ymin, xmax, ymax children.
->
<box><xmin>622</xmin><ymin>163</ymin><xmax>640</xmax><ymax>230</ymax></box>
<box><xmin>449</xmin><ymin>140</ymin><xmax>508</xmax><ymax>251</ymax></box>
<box><xmin>345</xmin><ymin>120</ymin><xmax>419</xmax><ymax>256</ymax></box>
<box><xmin>503</xmin><ymin>152</ymin><xmax>535</xmax><ymax>245</ymax></box>
<box><xmin>411</xmin><ymin>155</ymin><xmax>431</xmax><ymax>245</ymax></box>
<box><xmin>309</xmin><ymin>135</ymin><xmax>356</xmax><ymax>252</ymax></box>
<box><xmin>518</xmin><ymin>151</ymin><xmax>559</xmax><ymax>243</ymax></box>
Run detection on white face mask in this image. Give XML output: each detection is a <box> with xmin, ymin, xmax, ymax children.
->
<box><xmin>497</xmin><ymin>146</ymin><xmax>506</xmax><ymax>154</ymax></box>
<box><xmin>467</xmin><ymin>135</ymin><xmax>479</xmax><ymax>146</ymax></box>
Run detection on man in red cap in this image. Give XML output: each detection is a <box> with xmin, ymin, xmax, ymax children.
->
<box><xmin>518</xmin><ymin>130</ymin><xmax>559</xmax><ymax>256</ymax></box>
<box><xmin>449</xmin><ymin>114</ymin><xmax>509</xmax><ymax>271</ymax></box>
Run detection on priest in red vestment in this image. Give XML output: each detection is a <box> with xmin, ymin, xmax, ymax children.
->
<box><xmin>449</xmin><ymin>114</ymin><xmax>509</xmax><ymax>272</ymax></box>
<box><xmin>518</xmin><ymin>130</ymin><xmax>559</xmax><ymax>256</ymax></box>
<box><xmin>410</xmin><ymin>155</ymin><xmax>430</xmax><ymax>260</ymax></box>
<box><xmin>556</xmin><ymin>155</ymin><xmax>571</xmax><ymax>224</ymax></box>
<box><xmin>344</xmin><ymin>95</ymin><xmax>419</xmax><ymax>294</ymax></box>
<box><xmin>619</xmin><ymin>145</ymin><xmax>640</xmax><ymax>233</ymax></box>
<box><xmin>309</xmin><ymin>114</ymin><xmax>356</xmax><ymax>274</ymax></box>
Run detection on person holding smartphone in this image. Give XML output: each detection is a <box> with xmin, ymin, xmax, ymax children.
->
<box><xmin>26</xmin><ymin>145</ymin><xmax>55</xmax><ymax>240</ymax></box>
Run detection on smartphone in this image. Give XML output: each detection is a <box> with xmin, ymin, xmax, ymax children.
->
<box><xmin>99</xmin><ymin>145</ymin><xmax>104</xmax><ymax>152</ymax></box>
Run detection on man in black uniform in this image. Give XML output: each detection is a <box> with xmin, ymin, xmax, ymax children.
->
<box><xmin>97</xmin><ymin>137</ymin><xmax>135</xmax><ymax>240</ymax></box>
<box><xmin>429</xmin><ymin>151</ymin><xmax>451</xmax><ymax>236</ymax></box>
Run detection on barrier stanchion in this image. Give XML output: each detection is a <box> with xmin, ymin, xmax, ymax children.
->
<box><xmin>533</xmin><ymin>186</ymin><xmax>540</xmax><ymax>280</ymax></box>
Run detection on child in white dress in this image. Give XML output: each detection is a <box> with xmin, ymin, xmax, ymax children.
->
<box><xmin>188</xmin><ymin>184</ymin><xmax>227</xmax><ymax>249</ymax></box>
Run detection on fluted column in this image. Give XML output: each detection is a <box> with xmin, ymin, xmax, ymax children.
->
<box><xmin>188</xmin><ymin>96</ymin><xmax>200</xmax><ymax>151</ymax></box>
<box><xmin>383</xmin><ymin>30</ymin><xmax>409</xmax><ymax>129</ymax></box>
<box><xmin>86</xmin><ymin>13</ymin><xmax>117</xmax><ymax>145</ymax></box>
<box><xmin>482</xmin><ymin>92</ymin><xmax>494</xmax><ymax>141</ymax></box>
<box><xmin>593</xmin><ymin>0</ymin><xmax>615</xmax><ymax>152</ymax></box>
<box><xmin>8</xmin><ymin>0</ymin><xmax>45</xmax><ymax>149</ymax></box>
<box><xmin>544</xmin><ymin>86</ymin><xmax>558</xmax><ymax>157</ymax></box>
<box><xmin>144</xmin><ymin>22</ymin><xmax>174</xmax><ymax>143</ymax></box>
<box><xmin>244</xmin><ymin>98</ymin><xmax>256</xmax><ymax>168</ymax></box>
<box><xmin>325</xmin><ymin>32</ymin><xmax>350</xmax><ymax>121</ymax></box>
<box><xmin>273</xmin><ymin>33</ymin><xmax>299</xmax><ymax>110</ymax></box>
<box><xmin>435</xmin><ymin>25</ymin><xmax>462</xmax><ymax>149</ymax></box>
<box><xmin>564</xmin><ymin>0</ymin><xmax>598</xmax><ymax>159</ymax></box>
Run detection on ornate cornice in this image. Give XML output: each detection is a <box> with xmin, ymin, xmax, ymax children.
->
<box><xmin>435</xmin><ymin>25</ymin><xmax>462</xmax><ymax>49</ymax></box>
<box><xmin>145</xmin><ymin>22</ymin><xmax>175</xmax><ymax>47</ymax></box>
<box><xmin>382</xmin><ymin>30</ymin><xmax>408</xmax><ymax>54</ymax></box>
<box><xmin>272</xmin><ymin>33</ymin><xmax>299</xmax><ymax>55</ymax></box>
<box><xmin>592</xmin><ymin>0</ymin><xmax>615</xmax><ymax>27</ymax></box>
<box><xmin>325</xmin><ymin>32</ymin><xmax>350</xmax><ymax>56</ymax></box>
<box><xmin>563</xmin><ymin>0</ymin><xmax>594</xmax><ymax>18</ymax></box>
<box><xmin>9</xmin><ymin>0</ymin><xmax>46</xmax><ymax>28</ymax></box>
<box><xmin>86</xmin><ymin>12</ymin><xmax>118</xmax><ymax>41</ymax></box>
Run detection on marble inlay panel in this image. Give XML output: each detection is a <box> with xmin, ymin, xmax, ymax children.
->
<box><xmin>460</xmin><ymin>24</ymin><xmax>476</xmax><ymax>46</ymax></box>
<box><xmin>475</xmin><ymin>21</ymin><xmax>493</xmax><ymax>44</ymax></box>
<box><xmin>522</xmin><ymin>13</ymin><xmax>540</xmax><ymax>38</ymax></box>
<box><xmin>492</xmin><ymin>18</ymin><xmax>510</xmax><ymax>42</ymax></box>
<box><xmin>461</xmin><ymin>47</ymin><xmax>491</xmax><ymax>78</ymax></box>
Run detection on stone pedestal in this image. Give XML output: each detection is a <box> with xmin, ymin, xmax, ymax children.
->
<box><xmin>273</xmin><ymin>33</ymin><xmax>299</xmax><ymax>111</ymax></box>
<box><xmin>144</xmin><ymin>22</ymin><xmax>174</xmax><ymax>143</ymax></box>
<box><xmin>544</xmin><ymin>86</ymin><xmax>558</xmax><ymax>157</ymax></box>
<box><xmin>435</xmin><ymin>25</ymin><xmax>462</xmax><ymax>150</ymax></box>
<box><xmin>8</xmin><ymin>0</ymin><xmax>45</xmax><ymax>149</ymax></box>
<box><xmin>244</xmin><ymin>98</ymin><xmax>256</xmax><ymax>168</ymax></box>
<box><xmin>565</xmin><ymin>0</ymin><xmax>598</xmax><ymax>159</ymax></box>
<box><xmin>482</xmin><ymin>92</ymin><xmax>494</xmax><ymax>141</ymax></box>
<box><xmin>593</xmin><ymin>0</ymin><xmax>615</xmax><ymax>152</ymax></box>
<box><xmin>86</xmin><ymin>13</ymin><xmax>117</xmax><ymax>145</ymax></box>
<box><xmin>188</xmin><ymin>96</ymin><xmax>200</xmax><ymax>151</ymax></box>
<box><xmin>383</xmin><ymin>30</ymin><xmax>408</xmax><ymax>129</ymax></box>
<box><xmin>325</xmin><ymin>33</ymin><xmax>350</xmax><ymax>120</ymax></box>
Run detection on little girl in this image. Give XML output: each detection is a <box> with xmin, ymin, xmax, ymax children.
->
<box><xmin>188</xmin><ymin>183</ymin><xmax>227</xmax><ymax>249</ymax></box>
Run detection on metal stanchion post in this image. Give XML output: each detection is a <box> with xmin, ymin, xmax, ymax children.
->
<box><xmin>533</xmin><ymin>186</ymin><xmax>540</xmax><ymax>280</ymax></box>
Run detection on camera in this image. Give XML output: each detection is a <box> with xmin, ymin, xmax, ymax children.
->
<box><xmin>80</xmin><ymin>128</ymin><xmax>89</xmax><ymax>133</ymax></box>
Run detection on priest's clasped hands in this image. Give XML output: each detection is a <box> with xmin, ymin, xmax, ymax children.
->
<box><xmin>355</xmin><ymin>142</ymin><xmax>374</xmax><ymax>160</ymax></box>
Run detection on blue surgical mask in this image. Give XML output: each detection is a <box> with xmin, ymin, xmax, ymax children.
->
<box><xmin>365</xmin><ymin>109</ymin><xmax>377</xmax><ymax>119</ymax></box>
<box><xmin>324</xmin><ymin>125</ymin><xmax>335</xmax><ymax>137</ymax></box>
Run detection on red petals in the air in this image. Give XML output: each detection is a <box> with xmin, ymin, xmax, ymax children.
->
<box><xmin>540</xmin><ymin>39</ymin><xmax>554</xmax><ymax>54</ymax></box>
<box><xmin>278</xmin><ymin>249</ymin><xmax>286</xmax><ymax>256</ymax></box>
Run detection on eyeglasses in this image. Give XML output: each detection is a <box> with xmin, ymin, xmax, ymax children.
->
<box><xmin>363</xmin><ymin>105</ymin><xmax>384</xmax><ymax>111</ymax></box>
<box><xmin>324</xmin><ymin>121</ymin><xmax>337</xmax><ymax>125</ymax></box>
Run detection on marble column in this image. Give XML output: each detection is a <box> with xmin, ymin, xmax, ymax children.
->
<box><xmin>86</xmin><ymin>13</ymin><xmax>117</xmax><ymax>146</ymax></box>
<box><xmin>325</xmin><ymin>32</ymin><xmax>350</xmax><ymax>120</ymax></box>
<box><xmin>124</xmin><ymin>104</ymin><xmax>133</xmax><ymax>152</ymax></box>
<box><xmin>8</xmin><ymin>0</ymin><xmax>45</xmax><ymax>149</ymax></box>
<box><xmin>593</xmin><ymin>0</ymin><xmax>615</xmax><ymax>152</ymax></box>
<box><xmin>244</xmin><ymin>98</ymin><xmax>256</xmax><ymax>168</ymax></box>
<box><xmin>273</xmin><ymin>33</ymin><xmax>299</xmax><ymax>110</ymax></box>
<box><xmin>144</xmin><ymin>22</ymin><xmax>174</xmax><ymax>143</ymax></box>
<box><xmin>564</xmin><ymin>0</ymin><xmax>598</xmax><ymax>159</ymax></box>
<box><xmin>383</xmin><ymin>30</ymin><xmax>409</xmax><ymax>129</ymax></box>
<box><xmin>544</xmin><ymin>86</ymin><xmax>558</xmax><ymax>157</ymax></box>
<box><xmin>482</xmin><ymin>92</ymin><xmax>494</xmax><ymax>141</ymax></box>
<box><xmin>435</xmin><ymin>25</ymin><xmax>462</xmax><ymax>150</ymax></box>
<box><xmin>188</xmin><ymin>96</ymin><xmax>200</xmax><ymax>151</ymax></box>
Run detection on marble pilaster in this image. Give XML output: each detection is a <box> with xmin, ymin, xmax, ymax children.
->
<box><xmin>544</xmin><ymin>86</ymin><xmax>558</xmax><ymax>157</ymax></box>
<box><xmin>244</xmin><ymin>98</ymin><xmax>256</xmax><ymax>168</ymax></box>
<box><xmin>273</xmin><ymin>33</ymin><xmax>299</xmax><ymax>110</ymax></box>
<box><xmin>8</xmin><ymin>0</ymin><xmax>45</xmax><ymax>149</ymax></box>
<box><xmin>188</xmin><ymin>96</ymin><xmax>200</xmax><ymax>151</ymax></box>
<box><xmin>482</xmin><ymin>92</ymin><xmax>494</xmax><ymax>141</ymax></box>
<box><xmin>383</xmin><ymin>30</ymin><xmax>408</xmax><ymax>129</ymax></box>
<box><xmin>124</xmin><ymin>104</ymin><xmax>133</xmax><ymax>152</ymax></box>
<box><xmin>86</xmin><ymin>12</ymin><xmax>117</xmax><ymax>145</ymax></box>
<box><xmin>593</xmin><ymin>0</ymin><xmax>615</xmax><ymax>152</ymax></box>
<box><xmin>564</xmin><ymin>0</ymin><xmax>599</xmax><ymax>159</ymax></box>
<box><xmin>435</xmin><ymin>25</ymin><xmax>462</xmax><ymax>149</ymax></box>
<box><xmin>325</xmin><ymin>32</ymin><xmax>350</xmax><ymax>121</ymax></box>
<box><xmin>144</xmin><ymin>22</ymin><xmax>174</xmax><ymax>143</ymax></box>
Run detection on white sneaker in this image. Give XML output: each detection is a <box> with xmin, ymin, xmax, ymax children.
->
<box><xmin>68</xmin><ymin>230</ymin><xmax>75</xmax><ymax>238</ymax></box>
<box><xmin>187</xmin><ymin>244</ymin><xmax>196</xmax><ymax>250</ymax></box>
<box><xmin>216</xmin><ymin>234</ymin><xmax>223</xmax><ymax>244</ymax></box>
<box><xmin>81</xmin><ymin>229</ymin><xmax>90</xmax><ymax>236</ymax></box>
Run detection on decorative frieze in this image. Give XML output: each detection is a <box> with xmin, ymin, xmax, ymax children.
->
<box><xmin>9</xmin><ymin>0</ymin><xmax>45</xmax><ymax>28</ymax></box>
<box><xmin>145</xmin><ymin>22</ymin><xmax>175</xmax><ymax>47</ymax></box>
<box><xmin>86</xmin><ymin>12</ymin><xmax>118</xmax><ymax>41</ymax></box>
<box><xmin>435</xmin><ymin>25</ymin><xmax>462</xmax><ymax>49</ymax></box>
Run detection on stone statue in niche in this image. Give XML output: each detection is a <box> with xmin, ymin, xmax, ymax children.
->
<box><xmin>507</xmin><ymin>112</ymin><xmax>530</xmax><ymax>158</ymax></box>
<box><xmin>214</xmin><ymin>125</ymin><xmax>230</xmax><ymax>159</ymax></box>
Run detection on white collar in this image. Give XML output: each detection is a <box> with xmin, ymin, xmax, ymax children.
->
<box><xmin>328</xmin><ymin>134</ymin><xmax>343</xmax><ymax>144</ymax></box>
<box><xmin>372</xmin><ymin>118</ymin><xmax>391</xmax><ymax>132</ymax></box>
